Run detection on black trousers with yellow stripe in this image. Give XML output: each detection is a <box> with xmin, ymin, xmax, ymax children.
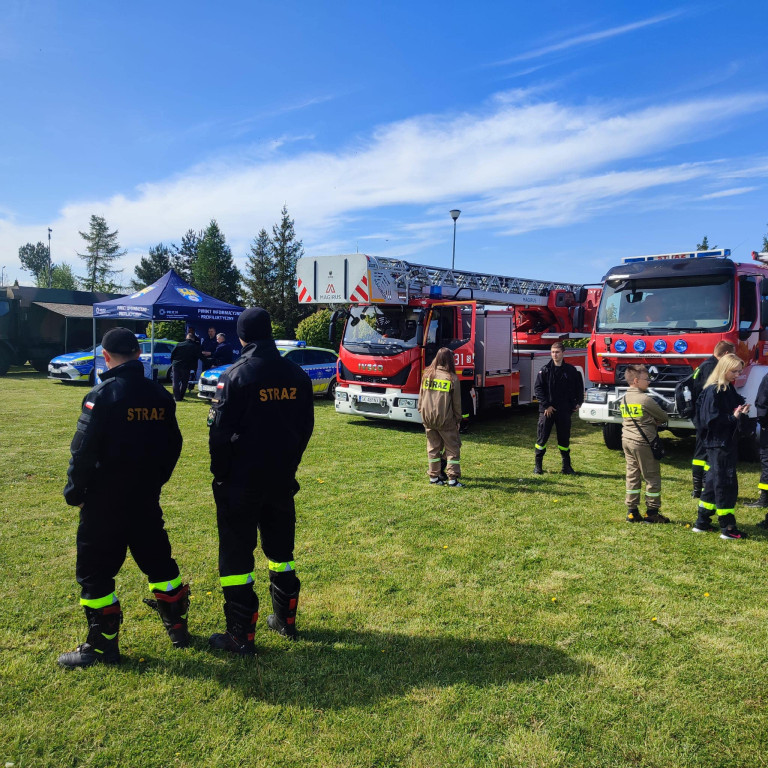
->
<box><xmin>213</xmin><ymin>481</ymin><xmax>299</xmax><ymax>608</ymax></box>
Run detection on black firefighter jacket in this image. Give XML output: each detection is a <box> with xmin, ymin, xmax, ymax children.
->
<box><xmin>534</xmin><ymin>360</ymin><xmax>584</xmax><ymax>414</ymax></box>
<box><xmin>63</xmin><ymin>359</ymin><xmax>182</xmax><ymax>506</ymax></box>
<box><xmin>698</xmin><ymin>383</ymin><xmax>747</xmax><ymax>450</ymax></box>
<box><xmin>207</xmin><ymin>340</ymin><xmax>314</xmax><ymax>488</ymax></box>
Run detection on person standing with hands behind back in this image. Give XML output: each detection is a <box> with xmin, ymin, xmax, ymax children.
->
<box><xmin>693</xmin><ymin>353</ymin><xmax>750</xmax><ymax>539</ymax></box>
<box><xmin>418</xmin><ymin>347</ymin><xmax>463</xmax><ymax>487</ymax></box>
<box><xmin>621</xmin><ymin>365</ymin><xmax>669</xmax><ymax>523</ymax></box>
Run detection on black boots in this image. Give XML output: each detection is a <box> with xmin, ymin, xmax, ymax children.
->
<box><xmin>691</xmin><ymin>469</ymin><xmax>704</xmax><ymax>499</ymax></box>
<box><xmin>144</xmin><ymin>583</ymin><xmax>190</xmax><ymax>648</ymax></box>
<box><xmin>267</xmin><ymin>580</ymin><xmax>301</xmax><ymax>641</ymax></box>
<box><xmin>58</xmin><ymin>603</ymin><xmax>123</xmax><ymax>668</ymax></box>
<box><xmin>534</xmin><ymin>448</ymin><xmax>545</xmax><ymax>475</ymax></box>
<box><xmin>209</xmin><ymin>600</ymin><xmax>259</xmax><ymax>656</ymax></box>
<box><xmin>560</xmin><ymin>450</ymin><xmax>576</xmax><ymax>475</ymax></box>
<box><xmin>746</xmin><ymin>490</ymin><xmax>768</xmax><ymax>508</ymax></box>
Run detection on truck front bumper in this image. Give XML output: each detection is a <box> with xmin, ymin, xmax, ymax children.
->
<box><xmin>579</xmin><ymin>391</ymin><xmax>693</xmax><ymax>430</ymax></box>
<box><xmin>335</xmin><ymin>385</ymin><xmax>422</xmax><ymax>424</ymax></box>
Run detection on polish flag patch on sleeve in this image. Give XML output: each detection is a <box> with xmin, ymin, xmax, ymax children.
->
<box><xmin>85</xmin><ymin>401</ymin><xmax>95</xmax><ymax>410</ymax></box>
<box><xmin>217</xmin><ymin>382</ymin><xmax>225</xmax><ymax>389</ymax></box>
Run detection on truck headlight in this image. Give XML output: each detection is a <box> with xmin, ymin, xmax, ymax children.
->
<box><xmin>336</xmin><ymin>391</ymin><xmax>349</xmax><ymax>401</ymax></box>
<box><xmin>397</xmin><ymin>397</ymin><xmax>417</xmax><ymax>409</ymax></box>
<box><xmin>585</xmin><ymin>389</ymin><xmax>608</xmax><ymax>404</ymax></box>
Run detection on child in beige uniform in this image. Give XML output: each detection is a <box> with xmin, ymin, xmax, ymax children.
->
<box><xmin>418</xmin><ymin>347</ymin><xmax>463</xmax><ymax>487</ymax></box>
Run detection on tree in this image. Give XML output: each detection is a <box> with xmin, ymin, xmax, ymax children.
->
<box><xmin>132</xmin><ymin>243</ymin><xmax>173</xmax><ymax>290</ymax></box>
<box><xmin>172</xmin><ymin>229</ymin><xmax>201</xmax><ymax>281</ymax></box>
<box><xmin>271</xmin><ymin>205</ymin><xmax>309</xmax><ymax>337</ymax></box>
<box><xmin>243</xmin><ymin>228</ymin><xmax>276</xmax><ymax>312</ymax></box>
<box><xmin>18</xmin><ymin>242</ymin><xmax>50</xmax><ymax>284</ymax></box>
<box><xmin>697</xmin><ymin>235</ymin><xmax>717</xmax><ymax>251</ymax></box>
<box><xmin>192</xmin><ymin>220</ymin><xmax>240</xmax><ymax>304</ymax></box>
<box><xmin>78</xmin><ymin>215</ymin><xmax>126</xmax><ymax>291</ymax></box>
<box><xmin>296</xmin><ymin>308</ymin><xmax>344</xmax><ymax>350</ymax></box>
<box><xmin>146</xmin><ymin>320</ymin><xmax>186</xmax><ymax>341</ymax></box>
<box><xmin>50</xmin><ymin>263</ymin><xmax>78</xmax><ymax>290</ymax></box>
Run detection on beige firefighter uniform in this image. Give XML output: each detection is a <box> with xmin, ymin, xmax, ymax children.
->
<box><xmin>418</xmin><ymin>366</ymin><xmax>462</xmax><ymax>480</ymax></box>
<box><xmin>620</xmin><ymin>387</ymin><xmax>667</xmax><ymax>511</ymax></box>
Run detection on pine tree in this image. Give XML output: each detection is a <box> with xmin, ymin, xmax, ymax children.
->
<box><xmin>18</xmin><ymin>242</ymin><xmax>50</xmax><ymax>284</ymax></box>
<box><xmin>271</xmin><ymin>205</ymin><xmax>309</xmax><ymax>337</ymax></box>
<box><xmin>50</xmin><ymin>263</ymin><xmax>78</xmax><ymax>290</ymax></box>
<box><xmin>132</xmin><ymin>243</ymin><xmax>173</xmax><ymax>289</ymax></box>
<box><xmin>696</xmin><ymin>235</ymin><xmax>717</xmax><ymax>251</ymax></box>
<box><xmin>243</xmin><ymin>228</ymin><xmax>276</xmax><ymax>312</ymax></box>
<box><xmin>192</xmin><ymin>220</ymin><xmax>241</xmax><ymax>304</ymax></box>
<box><xmin>77</xmin><ymin>215</ymin><xmax>125</xmax><ymax>291</ymax></box>
<box><xmin>171</xmin><ymin>229</ymin><xmax>201</xmax><ymax>281</ymax></box>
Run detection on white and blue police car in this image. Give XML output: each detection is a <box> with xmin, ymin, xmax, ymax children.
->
<box><xmin>197</xmin><ymin>340</ymin><xmax>338</xmax><ymax>400</ymax></box>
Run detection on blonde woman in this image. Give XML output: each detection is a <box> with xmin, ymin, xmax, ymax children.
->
<box><xmin>693</xmin><ymin>353</ymin><xmax>750</xmax><ymax>538</ymax></box>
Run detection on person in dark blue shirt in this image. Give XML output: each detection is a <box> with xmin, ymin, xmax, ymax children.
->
<box><xmin>201</xmin><ymin>326</ymin><xmax>218</xmax><ymax>370</ymax></box>
<box><xmin>212</xmin><ymin>333</ymin><xmax>234</xmax><ymax>367</ymax></box>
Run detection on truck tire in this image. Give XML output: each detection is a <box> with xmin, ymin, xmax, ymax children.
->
<box><xmin>0</xmin><ymin>347</ymin><xmax>11</xmax><ymax>376</ymax></box>
<box><xmin>30</xmin><ymin>357</ymin><xmax>49</xmax><ymax>373</ymax></box>
<box><xmin>602</xmin><ymin>423</ymin><xmax>623</xmax><ymax>451</ymax></box>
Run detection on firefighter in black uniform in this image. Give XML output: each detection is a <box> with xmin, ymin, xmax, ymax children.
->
<box><xmin>533</xmin><ymin>341</ymin><xmax>584</xmax><ymax>475</ymax></box>
<box><xmin>208</xmin><ymin>307</ymin><xmax>314</xmax><ymax>655</ymax></box>
<box><xmin>690</xmin><ymin>340</ymin><xmax>735</xmax><ymax>497</ymax></box>
<box><xmin>170</xmin><ymin>329</ymin><xmax>202</xmax><ymax>402</ymax></box>
<box><xmin>745</xmin><ymin>370</ymin><xmax>768</xmax><ymax>523</ymax></box>
<box><xmin>58</xmin><ymin>328</ymin><xmax>189</xmax><ymax>668</ymax></box>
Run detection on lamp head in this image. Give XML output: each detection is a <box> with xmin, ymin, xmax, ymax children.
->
<box><xmin>449</xmin><ymin>209</ymin><xmax>461</xmax><ymax>222</ymax></box>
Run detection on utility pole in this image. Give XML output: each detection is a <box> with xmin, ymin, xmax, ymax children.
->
<box><xmin>48</xmin><ymin>228</ymin><xmax>53</xmax><ymax>288</ymax></box>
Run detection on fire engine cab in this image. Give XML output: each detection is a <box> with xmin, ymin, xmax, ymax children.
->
<box><xmin>296</xmin><ymin>254</ymin><xmax>598</xmax><ymax>424</ymax></box>
<box><xmin>579</xmin><ymin>249</ymin><xmax>768</xmax><ymax>454</ymax></box>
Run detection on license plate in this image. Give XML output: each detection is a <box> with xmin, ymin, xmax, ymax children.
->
<box><xmin>200</xmin><ymin>384</ymin><xmax>215</xmax><ymax>392</ymax></box>
<box><xmin>358</xmin><ymin>395</ymin><xmax>383</xmax><ymax>404</ymax></box>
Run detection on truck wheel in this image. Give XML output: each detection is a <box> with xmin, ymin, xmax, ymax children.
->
<box><xmin>602</xmin><ymin>423</ymin><xmax>623</xmax><ymax>451</ymax></box>
<box><xmin>30</xmin><ymin>357</ymin><xmax>49</xmax><ymax>373</ymax></box>
<box><xmin>0</xmin><ymin>347</ymin><xmax>11</xmax><ymax>376</ymax></box>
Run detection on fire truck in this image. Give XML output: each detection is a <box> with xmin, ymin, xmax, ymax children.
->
<box><xmin>579</xmin><ymin>249</ymin><xmax>768</xmax><ymax>455</ymax></box>
<box><xmin>296</xmin><ymin>254</ymin><xmax>599</xmax><ymax>424</ymax></box>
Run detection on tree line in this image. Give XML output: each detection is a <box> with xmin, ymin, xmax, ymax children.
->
<box><xmin>17</xmin><ymin>205</ymin><xmax>311</xmax><ymax>338</ymax></box>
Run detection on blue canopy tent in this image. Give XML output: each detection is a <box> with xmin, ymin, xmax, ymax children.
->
<box><xmin>92</xmin><ymin>270</ymin><xmax>244</xmax><ymax>376</ymax></box>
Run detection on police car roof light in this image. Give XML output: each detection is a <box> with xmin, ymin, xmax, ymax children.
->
<box><xmin>621</xmin><ymin>249</ymin><xmax>730</xmax><ymax>264</ymax></box>
<box><xmin>275</xmin><ymin>339</ymin><xmax>306</xmax><ymax>347</ymax></box>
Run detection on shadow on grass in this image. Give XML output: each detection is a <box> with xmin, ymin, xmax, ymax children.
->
<box><xmin>127</xmin><ymin>627</ymin><xmax>590</xmax><ymax>707</ymax></box>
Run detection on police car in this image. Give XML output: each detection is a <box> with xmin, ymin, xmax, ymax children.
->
<box><xmin>49</xmin><ymin>338</ymin><xmax>178</xmax><ymax>383</ymax></box>
<box><xmin>197</xmin><ymin>341</ymin><xmax>338</xmax><ymax>400</ymax></box>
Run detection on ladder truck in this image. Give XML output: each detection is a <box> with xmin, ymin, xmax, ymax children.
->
<box><xmin>296</xmin><ymin>254</ymin><xmax>599</xmax><ymax>424</ymax></box>
<box><xmin>579</xmin><ymin>249</ymin><xmax>768</xmax><ymax>457</ymax></box>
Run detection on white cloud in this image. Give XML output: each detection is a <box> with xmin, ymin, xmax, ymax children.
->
<box><xmin>698</xmin><ymin>187</ymin><xmax>758</xmax><ymax>200</ymax></box>
<box><xmin>1</xmin><ymin>90</ymin><xmax>766</xmax><ymax>285</ymax></box>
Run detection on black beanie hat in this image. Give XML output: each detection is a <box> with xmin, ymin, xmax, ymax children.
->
<box><xmin>237</xmin><ymin>307</ymin><xmax>273</xmax><ymax>342</ymax></box>
<box><xmin>102</xmin><ymin>327</ymin><xmax>140</xmax><ymax>354</ymax></box>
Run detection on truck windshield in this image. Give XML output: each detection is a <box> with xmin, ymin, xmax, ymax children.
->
<box><xmin>596</xmin><ymin>275</ymin><xmax>733</xmax><ymax>333</ymax></box>
<box><xmin>343</xmin><ymin>306</ymin><xmax>420</xmax><ymax>355</ymax></box>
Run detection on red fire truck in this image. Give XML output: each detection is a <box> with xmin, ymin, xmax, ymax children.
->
<box><xmin>296</xmin><ymin>254</ymin><xmax>598</xmax><ymax>424</ymax></box>
<box><xmin>579</xmin><ymin>249</ymin><xmax>768</xmax><ymax>455</ymax></box>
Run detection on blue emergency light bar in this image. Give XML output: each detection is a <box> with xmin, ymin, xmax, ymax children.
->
<box><xmin>275</xmin><ymin>339</ymin><xmax>307</xmax><ymax>347</ymax></box>
<box><xmin>622</xmin><ymin>249</ymin><xmax>730</xmax><ymax>264</ymax></box>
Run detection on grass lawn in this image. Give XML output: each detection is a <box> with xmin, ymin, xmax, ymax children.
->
<box><xmin>2</xmin><ymin>367</ymin><xmax>768</xmax><ymax>767</ymax></box>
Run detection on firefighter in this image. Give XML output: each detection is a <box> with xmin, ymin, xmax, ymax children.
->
<box><xmin>693</xmin><ymin>354</ymin><xmax>750</xmax><ymax>539</ymax></box>
<box><xmin>533</xmin><ymin>341</ymin><xmax>584</xmax><ymax>475</ymax></box>
<box><xmin>746</xmin><ymin>370</ymin><xmax>768</xmax><ymax>523</ymax></box>
<box><xmin>58</xmin><ymin>328</ymin><xmax>188</xmax><ymax>668</ymax></box>
<box><xmin>207</xmin><ymin>307</ymin><xmax>314</xmax><ymax>655</ymax></box>
<box><xmin>170</xmin><ymin>329</ymin><xmax>202</xmax><ymax>402</ymax></box>
<box><xmin>417</xmin><ymin>347</ymin><xmax>463</xmax><ymax>487</ymax></box>
<box><xmin>621</xmin><ymin>365</ymin><xmax>669</xmax><ymax>523</ymax></box>
<box><xmin>690</xmin><ymin>340</ymin><xmax>735</xmax><ymax>498</ymax></box>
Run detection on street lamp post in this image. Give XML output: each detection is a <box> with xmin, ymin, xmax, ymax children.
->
<box><xmin>449</xmin><ymin>209</ymin><xmax>461</xmax><ymax>270</ymax></box>
<box><xmin>47</xmin><ymin>228</ymin><xmax>52</xmax><ymax>288</ymax></box>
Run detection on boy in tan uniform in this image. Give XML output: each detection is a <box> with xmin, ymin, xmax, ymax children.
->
<box><xmin>621</xmin><ymin>364</ymin><xmax>669</xmax><ymax>523</ymax></box>
<box><xmin>418</xmin><ymin>347</ymin><xmax>463</xmax><ymax>487</ymax></box>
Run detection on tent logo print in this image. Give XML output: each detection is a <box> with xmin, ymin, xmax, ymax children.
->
<box><xmin>175</xmin><ymin>287</ymin><xmax>202</xmax><ymax>303</ymax></box>
<box><xmin>130</xmin><ymin>285</ymin><xmax>156</xmax><ymax>300</ymax></box>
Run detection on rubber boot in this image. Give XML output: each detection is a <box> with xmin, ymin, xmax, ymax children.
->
<box><xmin>691</xmin><ymin>468</ymin><xmax>704</xmax><ymax>499</ymax></box>
<box><xmin>746</xmin><ymin>490</ymin><xmax>768</xmax><ymax>508</ymax></box>
<box><xmin>143</xmin><ymin>583</ymin><xmax>190</xmax><ymax>648</ymax></box>
<box><xmin>534</xmin><ymin>448</ymin><xmax>545</xmax><ymax>475</ymax></box>
<box><xmin>209</xmin><ymin>600</ymin><xmax>258</xmax><ymax>656</ymax></box>
<box><xmin>58</xmin><ymin>603</ymin><xmax>123</xmax><ymax>668</ymax></box>
<box><xmin>267</xmin><ymin>580</ymin><xmax>300</xmax><ymax>640</ymax></box>
<box><xmin>560</xmin><ymin>450</ymin><xmax>575</xmax><ymax>475</ymax></box>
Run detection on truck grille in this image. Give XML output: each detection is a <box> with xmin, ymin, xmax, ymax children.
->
<box><xmin>615</xmin><ymin>363</ymin><xmax>693</xmax><ymax>388</ymax></box>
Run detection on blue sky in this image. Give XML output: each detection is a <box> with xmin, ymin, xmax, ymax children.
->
<box><xmin>2</xmin><ymin>1</ymin><xmax>767</xmax><ymax>289</ymax></box>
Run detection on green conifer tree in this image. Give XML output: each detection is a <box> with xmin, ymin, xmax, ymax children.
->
<box><xmin>243</xmin><ymin>228</ymin><xmax>276</xmax><ymax>312</ymax></box>
<box><xmin>77</xmin><ymin>215</ymin><xmax>125</xmax><ymax>291</ymax></box>
<box><xmin>271</xmin><ymin>205</ymin><xmax>309</xmax><ymax>337</ymax></box>
<box><xmin>192</xmin><ymin>220</ymin><xmax>241</xmax><ymax>304</ymax></box>
<box><xmin>132</xmin><ymin>243</ymin><xmax>173</xmax><ymax>289</ymax></box>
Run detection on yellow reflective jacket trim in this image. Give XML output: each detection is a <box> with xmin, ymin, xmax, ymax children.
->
<box><xmin>422</xmin><ymin>378</ymin><xmax>451</xmax><ymax>392</ymax></box>
<box><xmin>620</xmin><ymin>402</ymin><xmax>644</xmax><ymax>418</ymax></box>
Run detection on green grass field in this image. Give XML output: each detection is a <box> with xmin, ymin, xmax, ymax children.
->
<box><xmin>3</xmin><ymin>368</ymin><xmax>768</xmax><ymax>767</ymax></box>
